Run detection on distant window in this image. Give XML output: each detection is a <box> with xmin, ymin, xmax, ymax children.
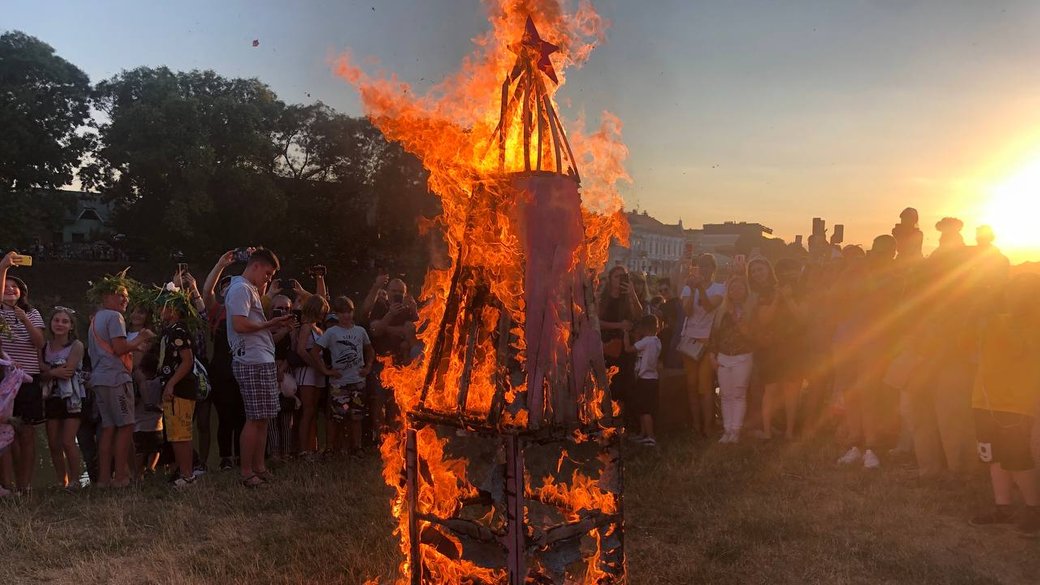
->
<box><xmin>78</xmin><ymin>208</ymin><xmax>103</xmax><ymax>222</ymax></box>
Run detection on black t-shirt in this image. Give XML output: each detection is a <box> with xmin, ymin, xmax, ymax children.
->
<box><xmin>208</xmin><ymin>305</ymin><xmax>233</xmax><ymax>381</ymax></box>
<box><xmin>159</xmin><ymin>322</ymin><xmax>194</xmax><ymax>386</ymax></box>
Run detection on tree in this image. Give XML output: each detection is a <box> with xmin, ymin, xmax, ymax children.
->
<box><xmin>83</xmin><ymin>67</ymin><xmax>286</xmax><ymax>259</ymax></box>
<box><xmin>0</xmin><ymin>31</ymin><xmax>93</xmax><ymax>190</ymax></box>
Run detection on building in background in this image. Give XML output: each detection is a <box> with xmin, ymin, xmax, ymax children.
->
<box><xmin>609</xmin><ymin>214</ymin><xmax>776</xmax><ymax>276</ymax></box>
<box><xmin>608</xmin><ymin>211</ymin><xmax>686</xmax><ymax>275</ymax></box>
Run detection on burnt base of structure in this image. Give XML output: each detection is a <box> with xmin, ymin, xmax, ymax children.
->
<box><xmin>404</xmin><ymin>409</ymin><xmax>625</xmax><ymax>584</ymax></box>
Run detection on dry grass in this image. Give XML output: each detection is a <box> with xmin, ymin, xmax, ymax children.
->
<box><xmin>2</xmin><ymin>435</ymin><xmax>1038</xmax><ymax>584</ymax></box>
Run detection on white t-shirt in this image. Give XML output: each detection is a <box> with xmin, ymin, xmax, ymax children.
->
<box><xmin>225</xmin><ymin>276</ymin><xmax>275</xmax><ymax>365</ymax></box>
<box><xmin>315</xmin><ymin>324</ymin><xmax>371</xmax><ymax>386</ymax></box>
<box><xmin>634</xmin><ymin>335</ymin><xmax>661</xmax><ymax>380</ymax></box>
<box><xmin>680</xmin><ymin>282</ymin><xmax>726</xmax><ymax>339</ymax></box>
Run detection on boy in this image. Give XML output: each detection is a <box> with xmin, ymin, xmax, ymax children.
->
<box><xmin>312</xmin><ymin>297</ymin><xmax>373</xmax><ymax>455</ymax></box>
<box><xmin>969</xmin><ymin>274</ymin><xmax>1040</xmax><ymax>535</ymax></box>
<box><xmin>623</xmin><ymin>315</ymin><xmax>662</xmax><ymax>447</ymax></box>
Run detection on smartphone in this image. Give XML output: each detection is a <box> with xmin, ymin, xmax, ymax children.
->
<box><xmin>291</xmin><ymin>309</ymin><xmax>303</xmax><ymax>325</ymax></box>
<box><xmin>391</xmin><ymin>292</ymin><xmax>405</xmax><ymax>304</ymax></box>
<box><xmin>812</xmin><ymin>217</ymin><xmax>826</xmax><ymax>238</ymax></box>
<box><xmin>233</xmin><ymin>247</ymin><xmax>252</xmax><ymax>263</ymax></box>
<box><xmin>308</xmin><ymin>264</ymin><xmax>327</xmax><ymax>277</ymax></box>
<box><xmin>272</xmin><ymin>307</ymin><xmax>287</xmax><ymax>318</ymax></box>
<box><xmin>11</xmin><ymin>254</ymin><xmax>32</xmax><ymax>267</ymax></box>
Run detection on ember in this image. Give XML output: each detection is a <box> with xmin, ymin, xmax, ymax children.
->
<box><xmin>337</xmin><ymin>3</ymin><xmax>629</xmax><ymax>583</ymax></box>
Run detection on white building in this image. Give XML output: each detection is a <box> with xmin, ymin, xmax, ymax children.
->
<box><xmin>608</xmin><ymin>211</ymin><xmax>687</xmax><ymax>276</ymax></box>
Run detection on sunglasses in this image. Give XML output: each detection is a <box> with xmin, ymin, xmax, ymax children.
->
<box><xmin>53</xmin><ymin>305</ymin><xmax>77</xmax><ymax>315</ymax></box>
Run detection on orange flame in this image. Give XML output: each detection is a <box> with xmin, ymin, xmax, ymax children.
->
<box><xmin>337</xmin><ymin>2</ymin><xmax>627</xmax><ymax>582</ymax></box>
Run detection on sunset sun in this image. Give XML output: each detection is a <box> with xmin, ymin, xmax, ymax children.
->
<box><xmin>981</xmin><ymin>155</ymin><xmax>1040</xmax><ymax>260</ymax></box>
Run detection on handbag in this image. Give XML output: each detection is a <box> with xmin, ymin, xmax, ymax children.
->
<box><xmin>677</xmin><ymin>336</ymin><xmax>706</xmax><ymax>361</ymax></box>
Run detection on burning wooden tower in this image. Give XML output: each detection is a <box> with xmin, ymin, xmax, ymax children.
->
<box><xmin>399</xmin><ymin>16</ymin><xmax>626</xmax><ymax>585</ymax></box>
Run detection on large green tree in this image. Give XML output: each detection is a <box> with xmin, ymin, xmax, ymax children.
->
<box><xmin>83</xmin><ymin>67</ymin><xmax>286</xmax><ymax>258</ymax></box>
<box><xmin>0</xmin><ymin>31</ymin><xmax>93</xmax><ymax>190</ymax></box>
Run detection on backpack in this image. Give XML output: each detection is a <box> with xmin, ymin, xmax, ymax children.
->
<box><xmin>158</xmin><ymin>329</ymin><xmax>211</xmax><ymax>401</ymax></box>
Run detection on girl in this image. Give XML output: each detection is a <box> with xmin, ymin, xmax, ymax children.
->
<box><xmin>709</xmin><ymin>276</ymin><xmax>756</xmax><ymax>443</ymax></box>
<box><xmin>40</xmin><ymin>307</ymin><xmax>86</xmax><ymax>489</ymax></box>
<box><xmin>2</xmin><ymin>268</ymin><xmax>46</xmax><ymax>492</ymax></box>
<box><xmin>295</xmin><ymin>294</ymin><xmax>330</xmax><ymax>459</ymax></box>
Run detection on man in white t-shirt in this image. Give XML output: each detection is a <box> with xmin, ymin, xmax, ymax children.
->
<box><xmin>224</xmin><ymin>248</ymin><xmax>293</xmax><ymax>487</ymax></box>
<box><xmin>679</xmin><ymin>253</ymin><xmax>726</xmax><ymax>437</ymax></box>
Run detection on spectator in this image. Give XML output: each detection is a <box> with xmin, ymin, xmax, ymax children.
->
<box><xmin>655</xmin><ymin>277</ymin><xmax>684</xmax><ymax>368</ymax></box>
<box><xmin>132</xmin><ymin>352</ymin><xmax>163</xmax><ymax>479</ymax></box>
<box><xmin>598</xmin><ymin>266</ymin><xmax>642</xmax><ymax>424</ymax></box>
<box><xmin>749</xmin><ymin>256</ymin><xmax>805</xmax><ymax>441</ymax></box>
<box><xmin>622</xmin><ymin>314</ymin><xmax>661</xmax><ymax>447</ymax></box>
<box><xmin>87</xmin><ymin>272</ymin><xmax>154</xmax><ymax>488</ymax></box>
<box><xmin>709</xmin><ymin>275</ymin><xmax>756</xmax><ymax>444</ymax></box>
<box><xmin>156</xmin><ymin>286</ymin><xmax>200</xmax><ymax>488</ymax></box>
<box><xmin>40</xmin><ymin>307</ymin><xmax>86</xmax><ymax>490</ymax></box>
<box><xmin>679</xmin><ymin>254</ymin><xmax>725</xmax><ymax>438</ymax></box>
<box><xmin>837</xmin><ymin>236</ymin><xmax>897</xmax><ymax>469</ymax></box>
<box><xmin>295</xmin><ymin>294</ymin><xmax>330</xmax><ymax>458</ymax></box>
<box><xmin>2</xmin><ymin>259</ymin><xmax>47</xmax><ymax>492</ymax></box>
<box><xmin>363</xmin><ymin>275</ymin><xmax>419</xmax><ymax>441</ymax></box>
<box><xmin>969</xmin><ymin>273</ymin><xmax>1040</xmax><ymax>535</ymax></box>
<box><xmin>269</xmin><ymin>294</ymin><xmax>297</xmax><ymax>461</ymax></box>
<box><xmin>224</xmin><ymin>248</ymin><xmax>292</xmax><ymax>488</ymax></box>
<box><xmin>314</xmin><ymin>296</ymin><xmax>374</xmax><ymax>455</ymax></box>
<box><xmin>175</xmin><ymin>268</ymin><xmax>212</xmax><ymax>474</ymax></box>
<box><xmin>203</xmin><ymin>252</ymin><xmax>246</xmax><ymax>471</ymax></box>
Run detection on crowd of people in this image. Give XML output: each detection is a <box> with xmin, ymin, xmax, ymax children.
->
<box><xmin>0</xmin><ymin>208</ymin><xmax>1038</xmax><ymax>536</ymax></box>
<box><xmin>600</xmin><ymin>208</ymin><xmax>1039</xmax><ymax>535</ymax></box>
<box><xmin>0</xmin><ymin>247</ymin><xmax>419</xmax><ymax>492</ymax></box>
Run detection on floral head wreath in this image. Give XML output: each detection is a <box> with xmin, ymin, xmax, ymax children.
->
<box><xmin>87</xmin><ymin>268</ymin><xmax>147</xmax><ymax>307</ymax></box>
<box><xmin>152</xmin><ymin>282</ymin><xmax>203</xmax><ymax>333</ymax></box>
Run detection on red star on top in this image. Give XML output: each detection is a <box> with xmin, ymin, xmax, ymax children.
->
<box><xmin>510</xmin><ymin>16</ymin><xmax>560</xmax><ymax>85</ymax></box>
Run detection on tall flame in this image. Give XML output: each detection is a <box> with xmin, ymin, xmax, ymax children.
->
<box><xmin>336</xmin><ymin>2</ymin><xmax>628</xmax><ymax>582</ymax></box>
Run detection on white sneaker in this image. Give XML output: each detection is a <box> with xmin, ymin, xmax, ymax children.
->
<box><xmin>837</xmin><ymin>447</ymin><xmax>862</xmax><ymax>465</ymax></box>
<box><xmin>862</xmin><ymin>449</ymin><xmax>881</xmax><ymax>469</ymax></box>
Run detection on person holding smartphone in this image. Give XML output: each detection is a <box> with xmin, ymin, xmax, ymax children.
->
<box><xmin>678</xmin><ymin>254</ymin><xmax>726</xmax><ymax>439</ymax></box>
<box><xmin>1</xmin><ymin>252</ymin><xmax>47</xmax><ymax>492</ymax></box>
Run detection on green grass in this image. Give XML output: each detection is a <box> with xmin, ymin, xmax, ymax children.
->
<box><xmin>2</xmin><ymin>435</ymin><xmax>1038</xmax><ymax>584</ymax></box>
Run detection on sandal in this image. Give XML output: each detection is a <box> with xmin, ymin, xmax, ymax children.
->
<box><xmin>254</xmin><ymin>469</ymin><xmax>275</xmax><ymax>482</ymax></box>
<box><xmin>240</xmin><ymin>474</ymin><xmax>265</xmax><ymax>489</ymax></box>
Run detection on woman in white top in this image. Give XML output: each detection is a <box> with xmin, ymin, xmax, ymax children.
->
<box><xmin>679</xmin><ymin>254</ymin><xmax>726</xmax><ymax>438</ymax></box>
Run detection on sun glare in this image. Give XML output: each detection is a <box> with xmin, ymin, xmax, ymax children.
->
<box><xmin>981</xmin><ymin>155</ymin><xmax>1040</xmax><ymax>262</ymax></box>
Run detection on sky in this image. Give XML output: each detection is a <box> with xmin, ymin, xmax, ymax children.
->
<box><xmin>7</xmin><ymin>0</ymin><xmax>1040</xmax><ymax>261</ymax></box>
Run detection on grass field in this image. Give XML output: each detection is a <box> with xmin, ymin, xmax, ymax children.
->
<box><xmin>2</xmin><ymin>433</ymin><xmax>1038</xmax><ymax>584</ymax></box>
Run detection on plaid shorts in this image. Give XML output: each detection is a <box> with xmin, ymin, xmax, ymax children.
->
<box><xmin>232</xmin><ymin>361</ymin><xmax>280</xmax><ymax>420</ymax></box>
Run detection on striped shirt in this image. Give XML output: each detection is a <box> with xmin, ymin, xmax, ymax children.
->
<box><xmin>0</xmin><ymin>306</ymin><xmax>44</xmax><ymax>374</ymax></box>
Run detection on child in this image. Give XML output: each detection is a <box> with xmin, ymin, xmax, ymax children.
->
<box><xmin>132</xmin><ymin>352</ymin><xmax>164</xmax><ymax>479</ymax></box>
<box><xmin>156</xmin><ymin>288</ymin><xmax>199</xmax><ymax>489</ymax></box>
<box><xmin>1</xmin><ymin>344</ymin><xmax>34</xmax><ymax>497</ymax></box>
<box><xmin>313</xmin><ymin>296</ymin><xmax>373</xmax><ymax>456</ymax></box>
<box><xmin>623</xmin><ymin>315</ymin><xmax>662</xmax><ymax>447</ymax></box>
<box><xmin>969</xmin><ymin>274</ymin><xmax>1040</xmax><ymax>535</ymax></box>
